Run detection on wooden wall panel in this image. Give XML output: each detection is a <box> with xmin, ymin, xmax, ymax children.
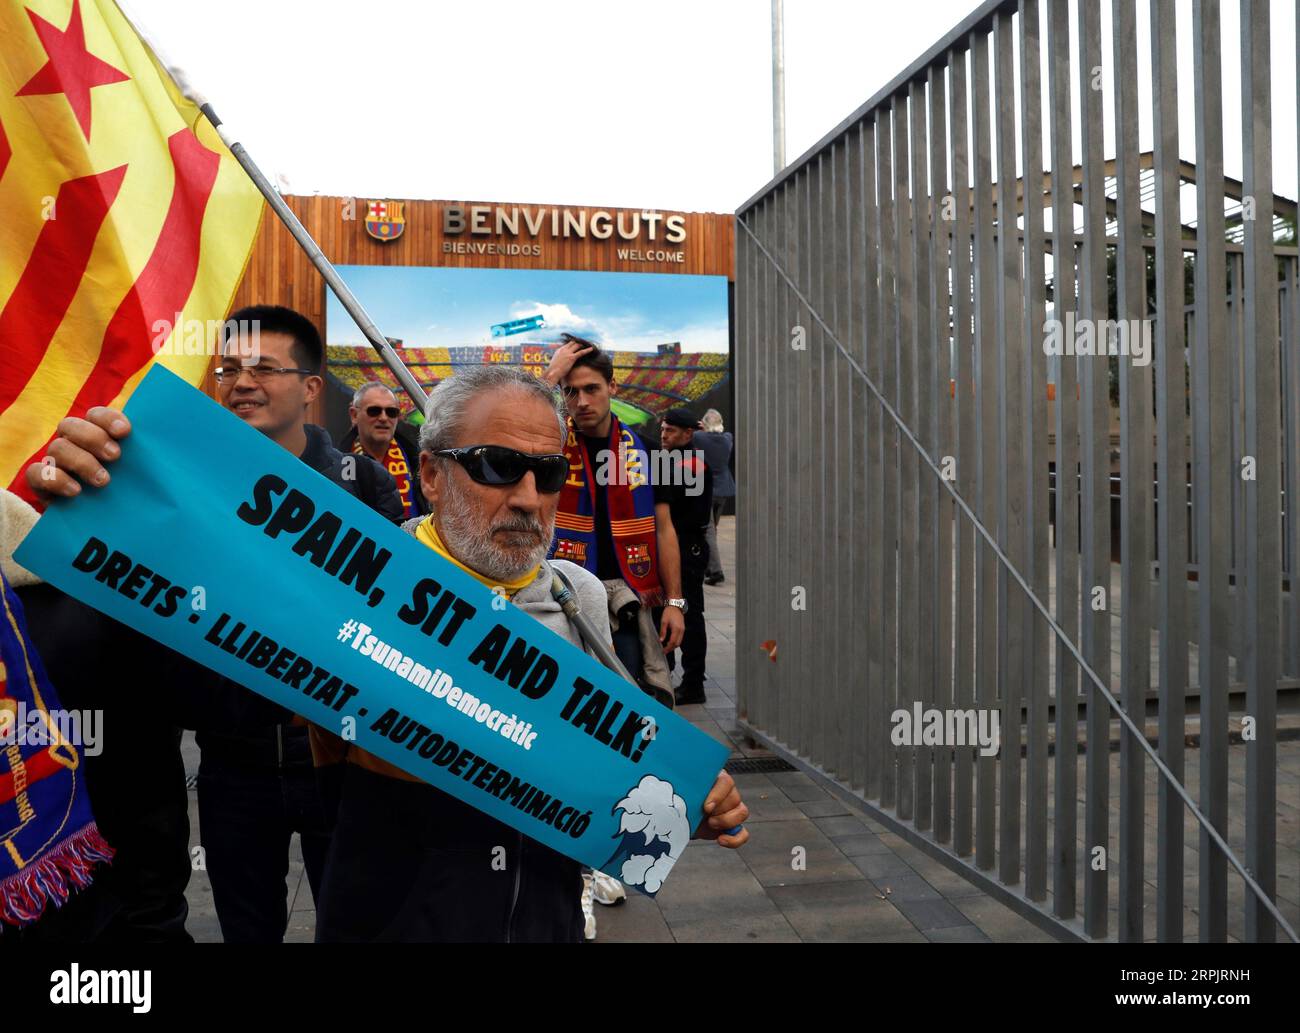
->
<box><xmin>230</xmin><ymin>197</ymin><xmax>734</xmax><ymax>336</ymax></box>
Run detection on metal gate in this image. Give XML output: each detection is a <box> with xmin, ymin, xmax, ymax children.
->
<box><xmin>734</xmin><ymin>0</ymin><xmax>1299</xmax><ymax>942</ymax></box>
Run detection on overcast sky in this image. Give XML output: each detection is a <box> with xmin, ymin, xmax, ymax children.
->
<box><xmin>122</xmin><ymin>0</ymin><xmax>1297</xmax><ymax>217</ymax></box>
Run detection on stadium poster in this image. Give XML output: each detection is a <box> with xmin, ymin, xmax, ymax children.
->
<box><xmin>321</xmin><ymin>266</ymin><xmax>731</xmax><ymax>443</ymax></box>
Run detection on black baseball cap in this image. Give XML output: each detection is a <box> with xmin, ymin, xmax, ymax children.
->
<box><xmin>661</xmin><ymin>408</ymin><xmax>700</xmax><ymax>430</ymax></box>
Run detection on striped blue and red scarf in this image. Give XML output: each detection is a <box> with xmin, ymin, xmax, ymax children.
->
<box><xmin>0</xmin><ymin>571</ymin><xmax>112</xmax><ymax>926</ymax></box>
<box><xmin>551</xmin><ymin>415</ymin><xmax>664</xmax><ymax>607</ymax></box>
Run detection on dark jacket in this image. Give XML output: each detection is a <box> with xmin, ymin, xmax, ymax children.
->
<box><xmin>695</xmin><ymin>431</ymin><xmax>735</xmax><ymax>498</ymax></box>
<box><xmin>337</xmin><ymin>420</ymin><xmax>430</xmax><ymax>517</ymax></box>
<box><xmin>664</xmin><ymin>450</ymin><xmax>713</xmax><ymax>573</ymax></box>
<box><xmin>195</xmin><ymin>424</ymin><xmax>403</xmax><ymax>752</ymax></box>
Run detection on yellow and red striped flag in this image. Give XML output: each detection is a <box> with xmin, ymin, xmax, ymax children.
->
<box><xmin>0</xmin><ymin>0</ymin><xmax>264</xmax><ymax>502</ymax></box>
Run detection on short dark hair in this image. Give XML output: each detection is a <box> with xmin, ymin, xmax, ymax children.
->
<box><xmin>560</xmin><ymin>332</ymin><xmax>614</xmax><ymax>383</ymax></box>
<box><xmin>225</xmin><ymin>305</ymin><xmax>323</xmax><ymax>374</ymax></box>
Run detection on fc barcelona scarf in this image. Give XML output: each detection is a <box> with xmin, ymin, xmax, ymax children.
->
<box><xmin>0</xmin><ymin>571</ymin><xmax>112</xmax><ymax>926</ymax></box>
<box><xmin>551</xmin><ymin>415</ymin><xmax>664</xmax><ymax>607</ymax></box>
<box><xmin>355</xmin><ymin>438</ymin><xmax>418</xmax><ymax>519</ymax></box>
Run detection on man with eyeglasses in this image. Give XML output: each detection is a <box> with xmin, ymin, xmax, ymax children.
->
<box><xmin>27</xmin><ymin>304</ymin><xmax>403</xmax><ymax>943</ymax></box>
<box><xmin>340</xmin><ymin>381</ymin><xmax>428</xmax><ymax>520</ymax></box>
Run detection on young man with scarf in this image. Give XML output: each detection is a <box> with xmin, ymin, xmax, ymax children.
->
<box><xmin>541</xmin><ymin>336</ymin><xmax>686</xmax><ymax>690</ymax></box>
<box><xmin>541</xmin><ymin>335</ymin><xmax>688</xmax><ymax>922</ymax></box>
<box><xmin>340</xmin><ymin>381</ymin><xmax>429</xmax><ymax>520</ymax></box>
<box><xmin>26</xmin><ymin>305</ymin><xmax>403</xmax><ymax>943</ymax></box>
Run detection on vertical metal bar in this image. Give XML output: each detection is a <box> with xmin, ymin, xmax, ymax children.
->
<box><xmin>1192</xmin><ymin>0</ymin><xmax>1230</xmax><ymax>943</ymax></box>
<box><xmin>994</xmin><ymin>24</ymin><xmax>1020</xmax><ymax>872</ymax></box>
<box><xmin>1286</xmin><ymin>261</ymin><xmax>1300</xmax><ymax>681</ymax></box>
<box><xmin>796</xmin><ymin>166</ymin><xmax>813</xmax><ymax>759</ymax></box>
<box><xmin>1290</xmin><ymin>15</ymin><xmax>1300</xmax><ymax>686</ymax></box>
<box><xmin>929</xmin><ymin>62</ymin><xmax>954</xmax><ymax>844</ymax></box>
<box><xmin>810</xmin><ymin>155</ymin><xmax>828</xmax><ymax>767</ymax></box>
<box><xmin>786</xmin><ymin>173</ymin><xmax>803</xmax><ymax>755</ymax></box>
<box><xmin>781</xmin><ymin>178</ymin><xmax>798</xmax><ymax>748</ymax></box>
<box><xmin>763</xmin><ymin>188</ymin><xmax>781</xmax><ymax>739</ymax></box>
<box><xmin>1077</xmin><ymin>0</ymin><xmax>1112</xmax><ymax>939</ymax></box>
<box><xmin>971</xmin><ymin>27</ymin><xmax>999</xmax><ymax>870</ymax></box>
<box><xmin>1240</xmin><ymin>0</ymin><xmax>1280</xmax><ymax>943</ymax></box>
<box><xmin>849</xmin><ymin>123</ymin><xmax>871</xmax><ymax>793</ymax></box>
<box><xmin>746</xmin><ymin>200</ymin><xmax>761</xmax><ymax>735</ymax></box>
<box><xmin>1153</xmin><ymin>0</ymin><xmax>1189</xmax><ymax>944</ymax></box>
<box><xmin>895</xmin><ymin>90</ymin><xmax>918</xmax><ymax>823</ymax></box>
<box><xmin>1047</xmin><ymin>0</ymin><xmax>1080</xmax><ymax>921</ymax></box>
<box><xmin>865</xmin><ymin>119</ymin><xmax>885</xmax><ymax>802</ymax></box>
<box><xmin>911</xmin><ymin>76</ymin><xmax>935</xmax><ymax>830</ymax></box>
<box><xmin>818</xmin><ymin>148</ymin><xmax>835</xmax><ymax>775</ymax></box>
<box><xmin>949</xmin><ymin>45</ymin><xmax>976</xmax><ymax>857</ymax></box>
<box><xmin>832</xmin><ymin>139</ymin><xmax>852</xmax><ymax>780</ymax></box>
<box><xmin>1229</xmin><ymin>250</ymin><xmax>1245</xmax><ymax>683</ymax></box>
<box><xmin>878</xmin><ymin>110</ymin><xmax>900</xmax><ymax>810</ymax></box>
<box><xmin>1114</xmin><ymin>0</ymin><xmax>1151</xmax><ymax>943</ymax></box>
<box><xmin>743</xmin><ymin>210</ymin><xmax>754</xmax><ymax>732</ymax></box>
<box><xmin>1019</xmin><ymin>0</ymin><xmax>1050</xmax><ymax>902</ymax></box>
<box><xmin>757</xmin><ymin>200</ymin><xmax>770</xmax><ymax>736</ymax></box>
<box><xmin>994</xmin><ymin>7</ymin><xmax>1025</xmax><ymax>887</ymax></box>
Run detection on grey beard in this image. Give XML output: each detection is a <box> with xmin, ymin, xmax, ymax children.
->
<box><xmin>436</xmin><ymin>496</ymin><xmax>552</xmax><ymax>584</ymax></box>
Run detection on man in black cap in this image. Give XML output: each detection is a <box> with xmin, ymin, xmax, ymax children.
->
<box><xmin>657</xmin><ymin>408</ymin><xmax>713</xmax><ymax>706</ymax></box>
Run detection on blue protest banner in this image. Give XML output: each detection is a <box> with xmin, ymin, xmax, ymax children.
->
<box><xmin>15</xmin><ymin>366</ymin><xmax>729</xmax><ymax>895</ymax></box>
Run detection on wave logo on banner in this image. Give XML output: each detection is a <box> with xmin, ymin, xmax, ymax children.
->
<box><xmin>14</xmin><ymin>366</ymin><xmax>728</xmax><ymax>894</ymax></box>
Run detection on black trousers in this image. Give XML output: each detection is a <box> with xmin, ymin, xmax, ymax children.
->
<box><xmin>315</xmin><ymin>764</ymin><xmax>583</xmax><ymax>943</ymax></box>
<box><xmin>196</xmin><ymin>726</ymin><xmax>331</xmax><ymax>943</ymax></box>
<box><xmin>668</xmin><ymin>540</ymin><xmax>708</xmax><ymax>691</ymax></box>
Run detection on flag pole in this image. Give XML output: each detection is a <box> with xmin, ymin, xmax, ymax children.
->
<box><xmin>199</xmin><ymin>106</ymin><xmax>429</xmax><ymax>413</ymax></box>
<box><xmin>115</xmin><ymin>4</ymin><xmax>428</xmax><ymax>413</ymax></box>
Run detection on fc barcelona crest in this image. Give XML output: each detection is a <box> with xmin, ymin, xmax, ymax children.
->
<box><xmin>365</xmin><ymin>200</ymin><xmax>405</xmax><ymax>242</ymax></box>
<box><xmin>554</xmin><ymin>539</ymin><xmax>588</xmax><ymax>565</ymax></box>
<box><xmin>626</xmin><ymin>543</ymin><xmax>652</xmax><ymax>579</ymax></box>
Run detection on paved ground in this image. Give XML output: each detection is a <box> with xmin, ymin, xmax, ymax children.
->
<box><xmin>181</xmin><ymin>516</ymin><xmax>1061</xmax><ymax>943</ymax></box>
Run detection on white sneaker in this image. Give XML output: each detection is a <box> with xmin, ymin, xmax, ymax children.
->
<box><xmin>592</xmin><ymin>870</ymin><xmax>627</xmax><ymax>907</ymax></box>
<box><xmin>580</xmin><ymin>872</ymin><xmax>597</xmax><ymax>940</ymax></box>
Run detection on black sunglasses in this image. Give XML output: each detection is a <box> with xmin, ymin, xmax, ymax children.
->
<box><xmin>433</xmin><ymin>445</ymin><xmax>569</xmax><ymax>494</ymax></box>
<box><xmin>365</xmin><ymin>405</ymin><xmax>401</xmax><ymax>419</ymax></box>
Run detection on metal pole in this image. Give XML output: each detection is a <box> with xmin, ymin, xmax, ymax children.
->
<box><xmin>199</xmin><ymin>104</ymin><xmax>429</xmax><ymax>414</ymax></box>
<box><xmin>772</xmin><ymin>0</ymin><xmax>786</xmax><ymax>174</ymax></box>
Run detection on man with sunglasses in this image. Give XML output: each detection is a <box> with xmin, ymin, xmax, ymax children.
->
<box><xmin>306</xmin><ymin>364</ymin><xmax>749</xmax><ymax>941</ymax></box>
<box><xmin>26</xmin><ymin>304</ymin><xmax>404</xmax><ymax>943</ymax></box>
<box><xmin>340</xmin><ymin>381</ymin><xmax>429</xmax><ymax>520</ymax></box>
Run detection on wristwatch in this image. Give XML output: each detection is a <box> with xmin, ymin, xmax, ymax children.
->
<box><xmin>667</xmin><ymin>597</ymin><xmax>689</xmax><ymax>614</ymax></box>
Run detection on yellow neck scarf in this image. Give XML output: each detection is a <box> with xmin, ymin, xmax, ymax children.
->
<box><xmin>414</xmin><ymin>515</ymin><xmax>539</xmax><ymax>598</ymax></box>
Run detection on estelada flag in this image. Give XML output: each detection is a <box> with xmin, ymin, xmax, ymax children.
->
<box><xmin>0</xmin><ymin>0</ymin><xmax>264</xmax><ymax>501</ymax></box>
